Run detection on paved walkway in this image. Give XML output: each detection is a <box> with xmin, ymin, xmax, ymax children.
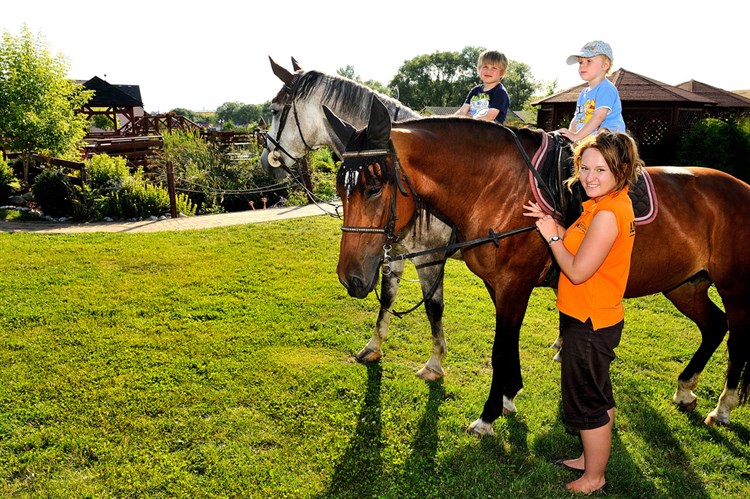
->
<box><xmin>0</xmin><ymin>203</ymin><xmax>338</xmax><ymax>234</ymax></box>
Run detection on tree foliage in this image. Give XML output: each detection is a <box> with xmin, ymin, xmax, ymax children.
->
<box><xmin>677</xmin><ymin>117</ymin><xmax>750</xmax><ymax>183</ymax></box>
<box><xmin>215</xmin><ymin>101</ymin><xmax>265</xmax><ymax>127</ymax></box>
<box><xmin>336</xmin><ymin>66</ymin><xmax>392</xmax><ymax>96</ymax></box>
<box><xmin>0</xmin><ymin>25</ymin><xmax>93</xmax><ymax>182</ymax></box>
<box><xmin>388</xmin><ymin>46</ymin><xmax>539</xmax><ymax>111</ymax></box>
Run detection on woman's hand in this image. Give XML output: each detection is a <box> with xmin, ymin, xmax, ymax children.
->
<box><xmin>523</xmin><ymin>200</ymin><xmax>559</xmax><ymax>242</ymax></box>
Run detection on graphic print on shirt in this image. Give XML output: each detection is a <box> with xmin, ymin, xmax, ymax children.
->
<box><xmin>575</xmin><ymin>99</ymin><xmax>596</xmax><ymax>127</ymax></box>
<box><xmin>469</xmin><ymin>93</ymin><xmax>491</xmax><ymax>117</ymax></box>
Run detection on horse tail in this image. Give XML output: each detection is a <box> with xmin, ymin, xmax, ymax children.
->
<box><xmin>733</xmin><ymin>329</ymin><xmax>750</xmax><ymax>405</ymax></box>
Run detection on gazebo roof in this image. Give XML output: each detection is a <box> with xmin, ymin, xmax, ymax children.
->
<box><xmin>81</xmin><ymin>76</ymin><xmax>143</xmax><ymax>107</ymax></box>
<box><xmin>675</xmin><ymin>80</ymin><xmax>750</xmax><ymax>108</ymax></box>
<box><xmin>532</xmin><ymin>68</ymin><xmax>715</xmax><ymax>106</ymax></box>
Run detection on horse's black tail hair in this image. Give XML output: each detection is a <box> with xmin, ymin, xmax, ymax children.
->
<box><xmin>733</xmin><ymin>328</ymin><xmax>750</xmax><ymax>405</ymax></box>
<box><xmin>739</xmin><ymin>350</ymin><xmax>750</xmax><ymax>405</ymax></box>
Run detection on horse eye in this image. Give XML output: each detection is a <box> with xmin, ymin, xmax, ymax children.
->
<box><xmin>365</xmin><ymin>185</ymin><xmax>383</xmax><ymax>198</ymax></box>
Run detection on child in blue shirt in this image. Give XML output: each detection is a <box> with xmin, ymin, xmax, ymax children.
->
<box><xmin>559</xmin><ymin>41</ymin><xmax>625</xmax><ymax>142</ymax></box>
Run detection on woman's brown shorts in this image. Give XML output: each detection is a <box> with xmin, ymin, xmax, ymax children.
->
<box><xmin>559</xmin><ymin>312</ymin><xmax>623</xmax><ymax>431</ymax></box>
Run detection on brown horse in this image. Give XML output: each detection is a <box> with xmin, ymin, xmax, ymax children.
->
<box><xmin>325</xmin><ymin>96</ymin><xmax>750</xmax><ymax>436</ymax></box>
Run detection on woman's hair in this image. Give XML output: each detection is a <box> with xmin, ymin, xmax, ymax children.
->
<box><xmin>566</xmin><ymin>129</ymin><xmax>644</xmax><ymax>192</ymax></box>
<box><xmin>477</xmin><ymin>50</ymin><xmax>508</xmax><ymax>72</ymax></box>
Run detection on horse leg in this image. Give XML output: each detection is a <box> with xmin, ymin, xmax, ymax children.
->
<box><xmin>704</xmin><ymin>291</ymin><xmax>750</xmax><ymax>426</ymax></box>
<box><xmin>355</xmin><ymin>259</ymin><xmax>405</xmax><ymax>364</ymax></box>
<box><xmin>412</xmin><ymin>258</ymin><xmax>447</xmax><ymax>381</ymax></box>
<box><xmin>662</xmin><ymin>274</ymin><xmax>728</xmax><ymax>412</ymax></box>
<box><xmin>548</xmin><ymin>288</ymin><xmax>563</xmax><ymax>362</ymax></box>
<box><xmin>467</xmin><ymin>283</ymin><xmax>531</xmax><ymax>436</ymax></box>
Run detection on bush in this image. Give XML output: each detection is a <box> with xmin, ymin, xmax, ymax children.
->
<box><xmin>31</xmin><ymin>170</ymin><xmax>75</xmax><ymax>217</ymax></box>
<box><xmin>95</xmin><ymin>168</ymin><xmax>196</xmax><ymax>219</ymax></box>
<box><xmin>87</xmin><ymin>154</ymin><xmax>129</xmax><ymax>190</ymax></box>
<box><xmin>677</xmin><ymin>117</ymin><xmax>750</xmax><ymax>183</ymax></box>
<box><xmin>153</xmin><ymin>131</ymin><xmax>286</xmax><ymax>213</ymax></box>
<box><xmin>0</xmin><ymin>156</ymin><xmax>18</xmax><ymax>204</ymax></box>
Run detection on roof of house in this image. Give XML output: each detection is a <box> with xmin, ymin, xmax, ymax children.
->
<box><xmin>675</xmin><ymin>80</ymin><xmax>750</xmax><ymax>108</ymax></box>
<box><xmin>80</xmin><ymin>76</ymin><xmax>143</xmax><ymax>107</ymax></box>
<box><xmin>532</xmin><ymin>68</ymin><xmax>715</xmax><ymax>106</ymax></box>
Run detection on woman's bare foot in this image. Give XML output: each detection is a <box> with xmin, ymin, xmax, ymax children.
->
<box><xmin>566</xmin><ymin>476</ymin><xmax>606</xmax><ymax>494</ymax></box>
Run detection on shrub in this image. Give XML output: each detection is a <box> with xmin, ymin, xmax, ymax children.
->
<box><xmin>31</xmin><ymin>170</ymin><xmax>75</xmax><ymax>217</ymax></box>
<box><xmin>95</xmin><ymin>168</ymin><xmax>196</xmax><ymax>219</ymax></box>
<box><xmin>87</xmin><ymin>154</ymin><xmax>129</xmax><ymax>190</ymax></box>
<box><xmin>677</xmin><ymin>117</ymin><xmax>750</xmax><ymax>183</ymax></box>
<box><xmin>0</xmin><ymin>156</ymin><xmax>18</xmax><ymax>203</ymax></box>
<box><xmin>153</xmin><ymin>131</ymin><xmax>287</xmax><ymax>213</ymax></box>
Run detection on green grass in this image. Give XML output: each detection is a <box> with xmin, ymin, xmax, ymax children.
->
<box><xmin>1</xmin><ymin>216</ymin><xmax>748</xmax><ymax>498</ymax></box>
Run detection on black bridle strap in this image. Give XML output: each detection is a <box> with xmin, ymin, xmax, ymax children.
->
<box><xmin>389</xmin><ymin>224</ymin><xmax>537</xmax><ymax>262</ymax></box>
<box><xmin>265</xmin><ymin>78</ymin><xmax>311</xmax><ymax>164</ymax></box>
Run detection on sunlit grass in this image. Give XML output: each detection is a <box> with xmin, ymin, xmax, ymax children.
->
<box><xmin>0</xmin><ymin>216</ymin><xmax>748</xmax><ymax>497</ymax></box>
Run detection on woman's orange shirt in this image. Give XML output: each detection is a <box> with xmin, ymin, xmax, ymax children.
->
<box><xmin>557</xmin><ymin>187</ymin><xmax>635</xmax><ymax>330</ymax></box>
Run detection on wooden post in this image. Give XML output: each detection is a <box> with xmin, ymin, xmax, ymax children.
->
<box><xmin>166</xmin><ymin>161</ymin><xmax>178</xmax><ymax>218</ymax></box>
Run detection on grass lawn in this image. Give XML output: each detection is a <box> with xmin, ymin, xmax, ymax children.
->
<box><xmin>1</xmin><ymin>216</ymin><xmax>748</xmax><ymax>498</ymax></box>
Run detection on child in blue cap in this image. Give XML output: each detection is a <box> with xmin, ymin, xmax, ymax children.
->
<box><xmin>558</xmin><ymin>41</ymin><xmax>625</xmax><ymax>142</ymax></box>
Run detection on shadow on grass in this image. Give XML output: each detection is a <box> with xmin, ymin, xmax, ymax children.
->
<box><xmin>323</xmin><ymin>362</ymin><xmax>384</xmax><ymax>498</ymax></box>
<box><xmin>612</xmin><ymin>388</ymin><xmax>712</xmax><ymax>498</ymax></box>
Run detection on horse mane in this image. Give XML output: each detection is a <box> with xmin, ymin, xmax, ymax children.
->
<box><xmin>295</xmin><ymin>70</ymin><xmax>421</xmax><ymax>123</ymax></box>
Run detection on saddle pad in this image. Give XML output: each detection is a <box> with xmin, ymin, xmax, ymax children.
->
<box><xmin>529</xmin><ymin>133</ymin><xmax>658</xmax><ymax>226</ymax></box>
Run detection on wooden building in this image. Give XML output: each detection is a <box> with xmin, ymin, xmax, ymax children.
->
<box><xmin>532</xmin><ymin>69</ymin><xmax>750</xmax><ymax>164</ymax></box>
<box><xmin>77</xmin><ymin>76</ymin><xmax>146</xmax><ymax>136</ymax></box>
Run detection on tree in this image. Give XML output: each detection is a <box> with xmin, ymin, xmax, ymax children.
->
<box><xmin>215</xmin><ymin>101</ymin><xmax>262</xmax><ymax>127</ymax></box>
<box><xmin>336</xmin><ymin>66</ymin><xmax>393</xmax><ymax>97</ymax></box>
<box><xmin>0</xmin><ymin>25</ymin><xmax>93</xmax><ymax>185</ymax></box>
<box><xmin>389</xmin><ymin>46</ymin><xmax>539</xmax><ymax>111</ymax></box>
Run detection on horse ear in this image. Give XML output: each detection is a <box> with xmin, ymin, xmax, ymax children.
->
<box><xmin>269</xmin><ymin>56</ymin><xmax>294</xmax><ymax>87</ymax></box>
<box><xmin>291</xmin><ymin>57</ymin><xmax>302</xmax><ymax>72</ymax></box>
<box><xmin>323</xmin><ymin>105</ymin><xmax>356</xmax><ymax>147</ymax></box>
<box><xmin>366</xmin><ymin>95</ymin><xmax>392</xmax><ymax>147</ymax></box>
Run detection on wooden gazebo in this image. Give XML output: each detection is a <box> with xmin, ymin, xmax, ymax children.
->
<box><xmin>532</xmin><ymin>69</ymin><xmax>718</xmax><ymax>164</ymax></box>
<box><xmin>77</xmin><ymin>76</ymin><xmax>145</xmax><ymax>135</ymax></box>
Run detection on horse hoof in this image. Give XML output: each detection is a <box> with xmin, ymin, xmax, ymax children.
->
<box><xmin>467</xmin><ymin>418</ymin><xmax>494</xmax><ymax>436</ymax></box>
<box><xmin>704</xmin><ymin>411</ymin><xmax>729</xmax><ymax>426</ymax></box>
<box><xmin>416</xmin><ymin>365</ymin><xmax>444</xmax><ymax>381</ymax></box>
<box><xmin>355</xmin><ymin>348</ymin><xmax>382</xmax><ymax>364</ymax></box>
<box><xmin>677</xmin><ymin>399</ymin><xmax>698</xmax><ymax>413</ymax></box>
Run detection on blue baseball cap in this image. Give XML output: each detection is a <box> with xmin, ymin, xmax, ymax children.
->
<box><xmin>567</xmin><ymin>40</ymin><xmax>614</xmax><ymax>65</ymax></box>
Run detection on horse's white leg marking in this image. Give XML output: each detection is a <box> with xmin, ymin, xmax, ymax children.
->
<box><xmin>467</xmin><ymin>418</ymin><xmax>495</xmax><ymax>436</ymax></box>
<box><xmin>551</xmin><ymin>335</ymin><xmax>562</xmax><ymax>363</ymax></box>
<box><xmin>705</xmin><ymin>386</ymin><xmax>738</xmax><ymax>426</ymax></box>
<box><xmin>465</xmin><ymin>396</ymin><xmax>517</xmax><ymax>436</ymax></box>
<box><xmin>673</xmin><ymin>372</ymin><xmax>700</xmax><ymax>411</ymax></box>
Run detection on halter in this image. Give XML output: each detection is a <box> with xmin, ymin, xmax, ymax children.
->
<box><xmin>338</xmin><ymin>147</ymin><xmax>412</xmax><ymax>252</ymax></box>
<box><xmin>264</xmin><ymin>75</ymin><xmax>314</xmax><ymax>164</ymax></box>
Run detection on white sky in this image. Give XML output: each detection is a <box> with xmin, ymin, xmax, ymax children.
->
<box><xmin>3</xmin><ymin>1</ymin><xmax>748</xmax><ymax>113</ymax></box>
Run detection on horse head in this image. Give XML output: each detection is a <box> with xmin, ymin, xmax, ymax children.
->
<box><xmin>325</xmin><ymin>96</ymin><xmax>419</xmax><ymax>298</ymax></box>
<box><xmin>261</xmin><ymin>57</ymin><xmax>421</xmax><ymax>180</ymax></box>
<box><xmin>260</xmin><ymin>57</ymin><xmax>326</xmax><ymax>179</ymax></box>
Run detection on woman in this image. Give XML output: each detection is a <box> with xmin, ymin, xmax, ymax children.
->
<box><xmin>524</xmin><ymin>129</ymin><xmax>644</xmax><ymax>494</ymax></box>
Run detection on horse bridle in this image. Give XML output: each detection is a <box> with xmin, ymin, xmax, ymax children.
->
<box><xmin>338</xmin><ymin>147</ymin><xmax>417</xmax><ymax>275</ymax></box>
<box><xmin>264</xmin><ymin>75</ymin><xmax>314</xmax><ymax>165</ymax></box>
